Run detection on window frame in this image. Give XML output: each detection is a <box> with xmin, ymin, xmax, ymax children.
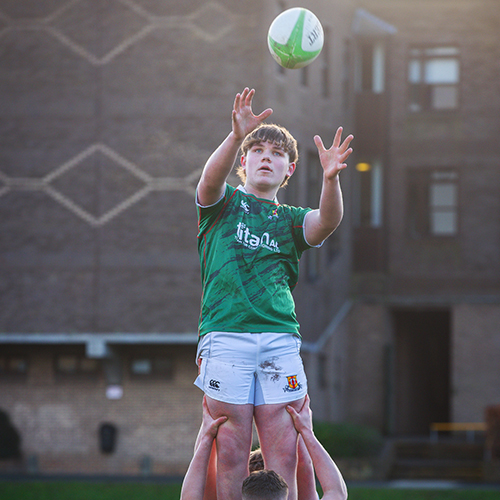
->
<box><xmin>54</xmin><ymin>349</ymin><xmax>101</xmax><ymax>381</ymax></box>
<box><xmin>0</xmin><ymin>353</ymin><xmax>29</xmax><ymax>381</ymax></box>
<box><xmin>407</xmin><ymin>167</ymin><xmax>460</xmax><ymax>239</ymax></box>
<box><xmin>129</xmin><ymin>353</ymin><xmax>174</xmax><ymax>381</ymax></box>
<box><xmin>407</xmin><ymin>45</ymin><xmax>461</xmax><ymax>113</ymax></box>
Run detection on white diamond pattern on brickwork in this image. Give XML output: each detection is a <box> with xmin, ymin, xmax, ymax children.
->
<box><xmin>0</xmin><ymin>0</ymin><xmax>233</xmax><ymax>225</ymax></box>
<box><xmin>0</xmin><ymin>0</ymin><xmax>235</xmax><ymax>64</ymax></box>
<box><xmin>0</xmin><ymin>144</ymin><xmax>202</xmax><ymax>227</ymax></box>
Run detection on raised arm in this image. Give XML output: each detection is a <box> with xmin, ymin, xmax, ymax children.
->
<box><xmin>196</xmin><ymin>88</ymin><xmax>273</xmax><ymax>207</ymax></box>
<box><xmin>296</xmin><ymin>435</ymin><xmax>318</xmax><ymax>500</ymax></box>
<box><xmin>286</xmin><ymin>395</ymin><xmax>347</xmax><ymax>500</ymax></box>
<box><xmin>181</xmin><ymin>396</ymin><xmax>227</xmax><ymax>500</ymax></box>
<box><xmin>304</xmin><ymin>127</ymin><xmax>353</xmax><ymax>247</ymax></box>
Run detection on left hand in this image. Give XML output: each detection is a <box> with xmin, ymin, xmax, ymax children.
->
<box><xmin>314</xmin><ymin>127</ymin><xmax>354</xmax><ymax>180</ymax></box>
<box><xmin>286</xmin><ymin>394</ymin><xmax>314</xmax><ymax>435</ymax></box>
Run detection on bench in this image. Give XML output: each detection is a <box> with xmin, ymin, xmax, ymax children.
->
<box><xmin>430</xmin><ymin>422</ymin><xmax>486</xmax><ymax>442</ymax></box>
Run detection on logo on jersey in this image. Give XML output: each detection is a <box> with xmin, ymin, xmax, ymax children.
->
<box><xmin>283</xmin><ymin>375</ymin><xmax>302</xmax><ymax>393</ymax></box>
<box><xmin>235</xmin><ymin>222</ymin><xmax>280</xmax><ymax>253</ymax></box>
<box><xmin>268</xmin><ymin>208</ymin><xmax>279</xmax><ymax>220</ymax></box>
<box><xmin>240</xmin><ymin>200</ymin><xmax>250</xmax><ymax>214</ymax></box>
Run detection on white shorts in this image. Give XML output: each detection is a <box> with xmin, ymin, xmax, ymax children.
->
<box><xmin>194</xmin><ymin>332</ymin><xmax>308</xmax><ymax>406</ymax></box>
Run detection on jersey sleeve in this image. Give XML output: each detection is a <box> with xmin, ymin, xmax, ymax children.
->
<box><xmin>197</xmin><ymin>184</ymin><xmax>236</xmax><ymax>236</ymax></box>
<box><xmin>288</xmin><ymin>205</ymin><xmax>316</xmax><ymax>252</ymax></box>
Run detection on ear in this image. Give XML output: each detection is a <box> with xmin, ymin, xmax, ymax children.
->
<box><xmin>287</xmin><ymin>162</ymin><xmax>296</xmax><ymax>178</ymax></box>
<box><xmin>240</xmin><ymin>154</ymin><xmax>247</xmax><ymax>169</ymax></box>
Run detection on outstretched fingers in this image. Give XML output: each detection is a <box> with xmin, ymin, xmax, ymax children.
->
<box><xmin>313</xmin><ymin>134</ymin><xmax>326</xmax><ymax>153</ymax></box>
<box><xmin>243</xmin><ymin>87</ymin><xmax>254</xmax><ymax>105</ymax></box>
<box><xmin>322</xmin><ymin>127</ymin><xmax>354</xmax><ymax>152</ymax></box>
<box><xmin>340</xmin><ymin>134</ymin><xmax>354</xmax><ymax>155</ymax></box>
<box><xmin>256</xmin><ymin>107</ymin><xmax>274</xmax><ymax>122</ymax></box>
<box><xmin>333</xmin><ymin>126</ymin><xmax>343</xmax><ymax>148</ymax></box>
<box><xmin>314</xmin><ymin>127</ymin><xmax>354</xmax><ymax>174</ymax></box>
<box><xmin>232</xmin><ymin>88</ymin><xmax>273</xmax><ymax>138</ymax></box>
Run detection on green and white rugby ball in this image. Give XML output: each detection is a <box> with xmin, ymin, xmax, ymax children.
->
<box><xmin>267</xmin><ymin>8</ymin><xmax>324</xmax><ymax>69</ymax></box>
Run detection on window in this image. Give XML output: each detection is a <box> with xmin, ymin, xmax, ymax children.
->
<box><xmin>354</xmin><ymin>160</ymin><xmax>384</xmax><ymax>228</ymax></box>
<box><xmin>321</xmin><ymin>26</ymin><xmax>331</xmax><ymax>98</ymax></box>
<box><xmin>356</xmin><ymin>40</ymin><xmax>386</xmax><ymax>94</ymax></box>
<box><xmin>130</xmin><ymin>356</ymin><xmax>173</xmax><ymax>380</ymax></box>
<box><xmin>0</xmin><ymin>355</ymin><xmax>28</xmax><ymax>379</ymax></box>
<box><xmin>408</xmin><ymin>168</ymin><xmax>458</xmax><ymax>238</ymax></box>
<box><xmin>408</xmin><ymin>47</ymin><xmax>460</xmax><ymax>111</ymax></box>
<box><xmin>55</xmin><ymin>353</ymin><xmax>99</xmax><ymax>378</ymax></box>
<box><xmin>429</xmin><ymin>171</ymin><xmax>458</xmax><ymax>235</ymax></box>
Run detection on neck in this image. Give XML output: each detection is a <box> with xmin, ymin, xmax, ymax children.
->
<box><xmin>243</xmin><ymin>183</ymin><xmax>279</xmax><ymax>201</ymax></box>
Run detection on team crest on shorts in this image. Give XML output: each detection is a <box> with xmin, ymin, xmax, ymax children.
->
<box><xmin>283</xmin><ymin>375</ymin><xmax>302</xmax><ymax>393</ymax></box>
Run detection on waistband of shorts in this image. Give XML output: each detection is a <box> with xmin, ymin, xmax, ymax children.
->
<box><xmin>203</xmin><ymin>331</ymin><xmax>300</xmax><ymax>336</ymax></box>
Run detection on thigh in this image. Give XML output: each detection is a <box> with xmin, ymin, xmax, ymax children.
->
<box><xmin>253</xmin><ymin>398</ymin><xmax>305</xmax><ymax>500</ymax></box>
<box><xmin>205</xmin><ymin>396</ymin><xmax>254</xmax><ymax>459</ymax></box>
<box><xmin>205</xmin><ymin>395</ymin><xmax>254</xmax><ymax>425</ymax></box>
<box><xmin>253</xmin><ymin>397</ymin><xmax>305</xmax><ymax>452</ymax></box>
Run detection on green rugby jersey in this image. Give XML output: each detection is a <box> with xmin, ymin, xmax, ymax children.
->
<box><xmin>197</xmin><ymin>184</ymin><xmax>313</xmax><ymax>336</ymax></box>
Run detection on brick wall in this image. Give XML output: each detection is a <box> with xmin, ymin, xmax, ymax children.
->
<box><xmin>452</xmin><ymin>304</ymin><xmax>500</xmax><ymax>423</ymax></box>
<box><xmin>0</xmin><ymin>345</ymin><xmax>200</xmax><ymax>474</ymax></box>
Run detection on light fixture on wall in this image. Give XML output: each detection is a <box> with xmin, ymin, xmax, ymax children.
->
<box><xmin>356</xmin><ymin>162</ymin><xmax>372</xmax><ymax>172</ymax></box>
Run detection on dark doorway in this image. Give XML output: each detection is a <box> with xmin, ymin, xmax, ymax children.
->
<box><xmin>392</xmin><ymin>309</ymin><xmax>451</xmax><ymax>436</ymax></box>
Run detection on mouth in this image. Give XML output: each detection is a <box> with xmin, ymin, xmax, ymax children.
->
<box><xmin>258</xmin><ymin>165</ymin><xmax>272</xmax><ymax>173</ymax></box>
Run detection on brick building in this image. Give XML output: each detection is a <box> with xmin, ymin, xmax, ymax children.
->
<box><xmin>1</xmin><ymin>0</ymin><xmax>499</xmax><ymax>475</ymax></box>
<box><xmin>330</xmin><ymin>0</ymin><xmax>500</xmax><ymax>436</ymax></box>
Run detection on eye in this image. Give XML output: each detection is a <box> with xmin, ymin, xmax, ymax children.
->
<box><xmin>273</xmin><ymin>151</ymin><xmax>283</xmax><ymax>156</ymax></box>
<box><xmin>254</xmin><ymin>147</ymin><xmax>263</xmax><ymax>153</ymax></box>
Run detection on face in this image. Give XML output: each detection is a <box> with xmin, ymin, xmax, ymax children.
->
<box><xmin>240</xmin><ymin>141</ymin><xmax>296</xmax><ymax>192</ymax></box>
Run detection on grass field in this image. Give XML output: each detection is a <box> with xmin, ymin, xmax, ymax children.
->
<box><xmin>0</xmin><ymin>481</ymin><xmax>500</xmax><ymax>500</ymax></box>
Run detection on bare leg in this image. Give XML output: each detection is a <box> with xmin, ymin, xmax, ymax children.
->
<box><xmin>254</xmin><ymin>397</ymin><xmax>305</xmax><ymax>500</ymax></box>
<box><xmin>206</xmin><ymin>396</ymin><xmax>254</xmax><ymax>500</ymax></box>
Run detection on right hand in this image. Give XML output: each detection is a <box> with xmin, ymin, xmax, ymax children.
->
<box><xmin>231</xmin><ymin>88</ymin><xmax>273</xmax><ymax>141</ymax></box>
<box><xmin>286</xmin><ymin>394</ymin><xmax>313</xmax><ymax>435</ymax></box>
<box><xmin>201</xmin><ymin>395</ymin><xmax>227</xmax><ymax>439</ymax></box>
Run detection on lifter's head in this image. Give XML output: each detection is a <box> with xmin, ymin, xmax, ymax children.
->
<box><xmin>241</xmin><ymin>470</ymin><xmax>289</xmax><ymax>500</ymax></box>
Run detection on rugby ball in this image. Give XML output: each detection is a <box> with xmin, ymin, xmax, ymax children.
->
<box><xmin>267</xmin><ymin>8</ymin><xmax>324</xmax><ymax>69</ymax></box>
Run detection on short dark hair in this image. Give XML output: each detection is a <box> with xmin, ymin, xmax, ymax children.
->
<box><xmin>241</xmin><ymin>124</ymin><xmax>298</xmax><ymax>163</ymax></box>
<box><xmin>241</xmin><ymin>470</ymin><xmax>289</xmax><ymax>500</ymax></box>
<box><xmin>237</xmin><ymin>123</ymin><xmax>298</xmax><ymax>188</ymax></box>
<box><xmin>248</xmin><ymin>448</ymin><xmax>264</xmax><ymax>472</ymax></box>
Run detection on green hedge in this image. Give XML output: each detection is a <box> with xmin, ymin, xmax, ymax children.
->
<box><xmin>313</xmin><ymin>421</ymin><xmax>384</xmax><ymax>458</ymax></box>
